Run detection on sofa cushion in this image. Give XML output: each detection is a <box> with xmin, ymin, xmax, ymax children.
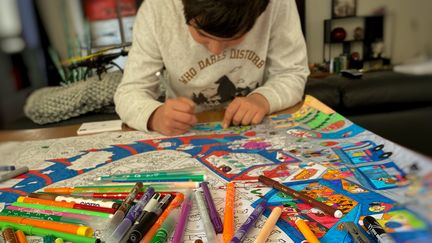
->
<box><xmin>341</xmin><ymin>71</ymin><xmax>432</xmax><ymax>108</ymax></box>
<box><xmin>304</xmin><ymin>77</ymin><xmax>342</xmax><ymax>108</ymax></box>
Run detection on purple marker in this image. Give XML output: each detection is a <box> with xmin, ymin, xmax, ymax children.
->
<box><xmin>200</xmin><ymin>181</ymin><xmax>223</xmax><ymax>233</ymax></box>
<box><xmin>172</xmin><ymin>190</ymin><xmax>193</xmax><ymax>243</ymax></box>
<box><xmin>229</xmin><ymin>199</ymin><xmax>267</xmax><ymax>243</ymax></box>
<box><xmin>107</xmin><ymin>187</ymin><xmax>155</xmax><ymax>242</ymax></box>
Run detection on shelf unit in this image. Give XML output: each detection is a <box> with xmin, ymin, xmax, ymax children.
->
<box><xmin>323</xmin><ymin>15</ymin><xmax>384</xmax><ymax>64</ymax></box>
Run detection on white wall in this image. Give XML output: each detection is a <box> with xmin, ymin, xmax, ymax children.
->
<box><xmin>306</xmin><ymin>0</ymin><xmax>432</xmax><ymax>64</ymax></box>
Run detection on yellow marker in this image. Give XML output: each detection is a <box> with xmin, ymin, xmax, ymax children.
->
<box><xmin>253</xmin><ymin>207</ymin><xmax>282</xmax><ymax>243</ymax></box>
<box><xmin>295</xmin><ymin>218</ymin><xmax>320</xmax><ymax>243</ymax></box>
<box><xmin>55</xmin><ymin>238</ymin><xmax>64</xmax><ymax>243</ymax></box>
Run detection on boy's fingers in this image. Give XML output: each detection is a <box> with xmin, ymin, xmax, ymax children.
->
<box><xmin>223</xmin><ymin>100</ymin><xmax>241</xmax><ymax>128</ymax></box>
<box><xmin>176</xmin><ymin>97</ymin><xmax>196</xmax><ymax>112</ymax></box>
<box><xmin>171</xmin><ymin>110</ymin><xmax>197</xmax><ymax>125</ymax></box>
<box><xmin>241</xmin><ymin>110</ymin><xmax>255</xmax><ymax>125</ymax></box>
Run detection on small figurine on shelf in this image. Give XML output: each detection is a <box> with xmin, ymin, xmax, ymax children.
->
<box><xmin>353</xmin><ymin>27</ymin><xmax>364</xmax><ymax>40</ymax></box>
<box><xmin>371</xmin><ymin>39</ymin><xmax>385</xmax><ymax>59</ymax></box>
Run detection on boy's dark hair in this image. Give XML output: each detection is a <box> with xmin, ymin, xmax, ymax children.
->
<box><xmin>182</xmin><ymin>0</ymin><xmax>270</xmax><ymax>38</ymax></box>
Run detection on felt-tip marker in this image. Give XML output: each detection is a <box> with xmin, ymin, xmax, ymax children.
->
<box><xmin>0</xmin><ymin>165</ymin><xmax>16</xmax><ymax>171</ymax></box>
<box><xmin>105</xmin><ymin>182</ymin><xmax>143</xmax><ymax>234</ymax></box>
<box><xmin>344</xmin><ymin>222</ymin><xmax>370</xmax><ymax>243</ymax></box>
<box><xmin>363</xmin><ymin>216</ymin><xmax>395</xmax><ymax>243</ymax></box>
<box><xmin>128</xmin><ymin>194</ymin><xmax>172</xmax><ymax>242</ymax></box>
<box><xmin>107</xmin><ymin>187</ymin><xmax>155</xmax><ymax>243</ymax></box>
<box><xmin>28</xmin><ymin>192</ymin><xmax>120</xmax><ymax>209</ymax></box>
<box><xmin>200</xmin><ymin>181</ymin><xmax>223</xmax><ymax>233</ymax></box>
<box><xmin>0</xmin><ymin>166</ymin><xmax>28</xmax><ymax>182</ymax></box>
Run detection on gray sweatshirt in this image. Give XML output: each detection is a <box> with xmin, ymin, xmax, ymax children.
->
<box><xmin>114</xmin><ymin>0</ymin><xmax>309</xmax><ymax>131</ymax></box>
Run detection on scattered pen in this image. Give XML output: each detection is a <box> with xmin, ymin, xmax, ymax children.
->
<box><xmin>141</xmin><ymin>192</ymin><xmax>185</xmax><ymax>242</ymax></box>
<box><xmin>295</xmin><ymin>218</ymin><xmax>320</xmax><ymax>243</ymax></box>
<box><xmin>105</xmin><ymin>182</ymin><xmax>143</xmax><ymax>234</ymax></box>
<box><xmin>253</xmin><ymin>206</ymin><xmax>282</xmax><ymax>243</ymax></box>
<box><xmin>258</xmin><ymin>175</ymin><xmax>343</xmax><ymax>218</ymax></box>
<box><xmin>0</xmin><ymin>165</ymin><xmax>16</xmax><ymax>171</ymax></box>
<box><xmin>223</xmin><ymin>182</ymin><xmax>235</xmax><ymax>243</ymax></box>
<box><xmin>344</xmin><ymin>221</ymin><xmax>370</xmax><ymax>243</ymax></box>
<box><xmin>129</xmin><ymin>194</ymin><xmax>172</xmax><ymax>242</ymax></box>
<box><xmin>28</xmin><ymin>192</ymin><xmax>120</xmax><ymax>209</ymax></box>
<box><xmin>0</xmin><ymin>166</ymin><xmax>29</xmax><ymax>182</ymax></box>
<box><xmin>230</xmin><ymin>199</ymin><xmax>267</xmax><ymax>243</ymax></box>
<box><xmin>107</xmin><ymin>187</ymin><xmax>155</xmax><ymax>243</ymax></box>
<box><xmin>200</xmin><ymin>181</ymin><xmax>223</xmax><ymax>233</ymax></box>
<box><xmin>150</xmin><ymin>208</ymin><xmax>181</xmax><ymax>243</ymax></box>
<box><xmin>363</xmin><ymin>216</ymin><xmax>395</xmax><ymax>243</ymax></box>
<box><xmin>172</xmin><ymin>190</ymin><xmax>193</xmax><ymax>243</ymax></box>
<box><xmin>195</xmin><ymin>189</ymin><xmax>218</xmax><ymax>243</ymax></box>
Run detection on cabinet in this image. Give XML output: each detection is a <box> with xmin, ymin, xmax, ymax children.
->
<box><xmin>323</xmin><ymin>15</ymin><xmax>385</xmax><ymax>66</ymax></box>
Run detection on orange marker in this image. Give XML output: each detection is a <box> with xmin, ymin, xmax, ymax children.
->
<box><xmin>140</xmin><ymin>192</ymin><xmax>185</xmax><ymax>243</ymax></box>
<box><xmin>44</xmin><ymin>187</ymin><xmax>75</xmax><ymax>194</ymax></box>
<box><xmin>295</xmin><ymin>218</ymin><xmax>320</xmax><ymax>243</ymax></box>
<box><xmin>17</xmin><ymin>196</ymin><xmax>116</xmax><ymax>214</ymax></box>
<box><xmin>0</xmin><ymin>215</ymin><xmax>93</xmax><ymax>237</ymax></box>
<box><xmin>223</xmin><ymin>182</ymin><xmax>235</xmax><ymax>243</ymax></box>
<box><xmin>14</xmin><ymin>230</ymin><xmax>28</xmax><ymax>243</ymax></box>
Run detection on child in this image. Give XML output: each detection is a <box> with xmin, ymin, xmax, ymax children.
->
<box><xmin>114</xmin><ymin>0</ymin><xmax>309</xmax><ymax>135</ymax></box>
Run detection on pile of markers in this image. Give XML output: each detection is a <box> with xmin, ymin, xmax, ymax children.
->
<box><xmin>0</xmin><ymin>167</ymin><xmax>393</xmax><ymax>243</ymax></box>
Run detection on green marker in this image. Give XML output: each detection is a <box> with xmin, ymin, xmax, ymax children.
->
<box><xmin>11</xmin><ymin>202</ymin><xmax>112</xmax><ymax>218</ymax></box>
<box><xmin>98</xmin><ymin>171</ymin><xmax>204</xmax><ymax>181</ymax></box>
<box><xmin>0</xmin><ymin>221</ymin><xmax>99</xmax><ymax>243</ymax></box>
<box><xmin>99</xmin><ymin>174</ymin><xmax>206</xmax><ymax>182</ymax></box>
<box><xmin>43</xmin><ymin>235</ymin><xmax>55</xmax><ymax>243</ymax></box>
<box><xmin>150</xmin><ymin>208</ymin><xmax>180</xmax><ymax>243</ymax></box>
<box><xmin>98</xmin><ymin>167</ymin><xmax>201</xmax><ymax>181</ymax></box>
<box><xmin>0</xmin><ymin>209</ymin><xmax>84</xmax><ymax>225</ymax></box>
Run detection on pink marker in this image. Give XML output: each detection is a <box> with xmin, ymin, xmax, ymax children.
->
<box><xmin>5</xmin><ymin>205</ymin><xmax>108</xmax><ymax>229</ymax></box>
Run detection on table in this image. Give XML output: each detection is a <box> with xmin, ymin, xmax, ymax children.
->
<box><xmin>0</xmin><ymin>103</ymin><xmax>303</xmax><ymax>142</ymax></box>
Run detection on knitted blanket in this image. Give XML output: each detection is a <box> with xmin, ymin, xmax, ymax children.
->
<box><xmin>24</xmin><ymin>71</ymin><xmax>122</xmax><ymax>125</ymax></box>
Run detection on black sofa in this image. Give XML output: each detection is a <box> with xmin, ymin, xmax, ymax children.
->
<box><xmin>305</xmin><ymin>70</ymin><xmax>432</xmax><ymax>157</ymax></box>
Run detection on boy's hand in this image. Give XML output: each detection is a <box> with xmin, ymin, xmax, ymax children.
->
<box><xmin>223</xmin><ymin>93</ymin><xmax>269</xmax><ymax>129</ymax></box>
<box><xmin>148</xmin><ymin>97</ymin><xmax>197</xmax><ymax>136</ymax></box>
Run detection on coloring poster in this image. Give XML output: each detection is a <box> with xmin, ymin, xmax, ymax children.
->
<box><xmin>1</xmin><ymin>95</ymin><xmax>431</xmax><ymax>242</ymax></box>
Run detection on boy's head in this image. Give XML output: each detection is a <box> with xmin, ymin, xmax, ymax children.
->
<box><xmin>182</xmin><ymin>0</ymin><xmax>270</xmax><ymax>38</ymax></box>
<box><xmin>182</xmin><ymin>0</ymin><xmax>270</xmax><ymax>54</ymax></box>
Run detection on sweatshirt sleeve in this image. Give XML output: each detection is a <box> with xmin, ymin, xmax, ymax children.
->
<box><xmin>114</xmin><ymin>0</ymin><xmax>164</xmax><ymax>131</ymax></box>
<box><xmin>250</xmin><ymin>0</ymin><xmax>309</xmax><ymax>114</ymax></box>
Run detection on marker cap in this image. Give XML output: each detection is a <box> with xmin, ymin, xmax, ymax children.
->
<box><xmin>334</xmin><ymin>210</ymin><xmax>343</xmax><ymax>218</ymax></box>
<box><xmin>77</xmin><ymin>226</ymin><xmax>94</xmax><ymax>237</ymax></box>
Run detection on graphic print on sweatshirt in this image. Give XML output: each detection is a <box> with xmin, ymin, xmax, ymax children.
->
<box><xmin>177</xmin><ymin>48</ymin><xmax>266</xmax><ymax>108</ymax></box>
<box><xmin>192</xmin><ymin>74</ymin><xmax>261</xmax><ymax>106</ymax></box>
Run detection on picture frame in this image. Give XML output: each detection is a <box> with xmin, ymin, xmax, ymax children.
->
<box><xmin>332</xmin><ymin>0</ymin><xmax>357</xmax><ymax>18</ymax></box>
